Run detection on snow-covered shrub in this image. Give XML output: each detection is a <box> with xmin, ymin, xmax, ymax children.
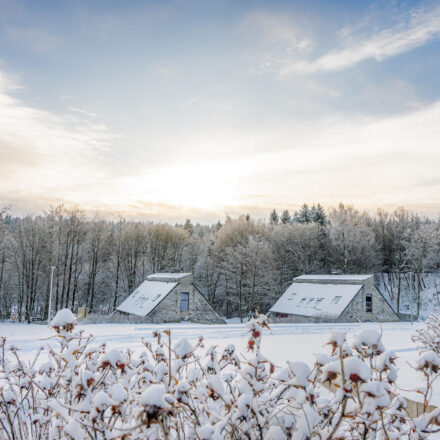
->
<box><xmin>413</xmin><ymin>314</ymin><xmax>440</xmax><ymax>353</ymax></box>
<box><xmin>1</xmin><ymin>309</ymin><xmax>440</xmax><ymax>439</ymax></box>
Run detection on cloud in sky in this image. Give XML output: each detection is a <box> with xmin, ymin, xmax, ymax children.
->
<box><xmin>180</xmin><ymin>97</ymin><xmax>199</xmax><ymax>110</ymax></box>
<box><xmin>0</xmin><ymin>1</ymin><xmax>440</xmax><ymax>221</ymax></box>
<box><xmin>4</xmin><ymin>26</ymin><xmax>61</xmax><ymax>53</ymax></box>
<box><xmin>243</xmin><ymin>11</ymin><xmax>313</xmax><ymax>52</ymax></box>
<box><xmin>0</xmin><ymin>70</ymin><xmax>114</xmax><ymax>212</ymax></box>
<box><xmin>2</xmin><ymin>59</ymin><xmax>439</xmax><ymax>222</ymax></box>
<box><xmin>253</xmin><ymin>2</ymin><xmax>440</xmax><ymax>75</ymax></box>
<box><xmin>137</xmin><ymin>100</ymin><xmax>440</xmax><ymax>215</ymax></box>
<box><xmin>69</xmin><ymin>107</ymin><xmax>99</xmax><ymax>118</ymax></box>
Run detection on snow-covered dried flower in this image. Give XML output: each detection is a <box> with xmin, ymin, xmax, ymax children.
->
<box><xmin>353</xmin><ymin>329</ymin><xmax>385</xmax><ymax>357</ymax></box>
<box><xmin>50</xmin><ymin>309</ymin><xmax>77</xmax><ymax>332</ymax></box>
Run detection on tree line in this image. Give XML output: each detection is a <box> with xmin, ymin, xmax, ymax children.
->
<box><xmin>0</xmin><ymin>203</ymin><xmax>439</xmax><ymax>322</ymax></box>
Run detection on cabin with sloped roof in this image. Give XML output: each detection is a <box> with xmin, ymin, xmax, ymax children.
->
<box><xmin>269</xmin><ymin>274</ymin><xmax>399</xmax><ymax>323</ymax></box>
<box><xmin>116</xmin><ymin>273</ymin><xmax>225</xmax><ymax>324</ymax></box>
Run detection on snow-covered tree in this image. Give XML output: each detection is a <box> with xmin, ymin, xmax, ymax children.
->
<box><xmin>280</xmin><ymin>210</ymin><xmax>291</xmax><ymax>224</ymax></box>
<box><xmin>328</xmin><ymin>204</ymin><xmax>379</xmax><ymax>273</ymax></box>
<box><xmin>269</xmin><ymin>209</ymin><xmax>279</xmax><ymax>225</ymax></box>
<box><xmin>0</xmin><ymin>202</ymin><xmax>439</xmax><ymax>321</ymax></box>
<box><xmin>293</xmin><ymin>203</ymin><xmax>312</xmax><ymax>224</ymax></box>
<box><xmin>311</xmin><ymin>203</ymin><xmax>327</xmax><ymax>225</ymax></box>
<box><xmin>183</xmin><ymin>219</ymin><xmax>194</xmax><ymax>237</ymax></box>
<box><xmin>404</xmin><ymin>220</ymin><xmax>439</xmax><ymax>317</ymax></box>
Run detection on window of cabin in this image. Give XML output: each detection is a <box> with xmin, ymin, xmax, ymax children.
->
<box><xmin>135</xmin><ymin>296</ymin><xmax>146</xmax><ymax>307</ymax></box>
<box><xmin>132</xmin><ymin>289</ymin><xmax>140</xmax><ymax>298</ymax></box>
<box><xmin>180</xmin><ymin>292</ymin><xmax>189</xmax><ymax>312</ymax></box>
<box><xmin>331</xmin><ymin>296</ymin><xmax>342</xmax><ymax>304</ymax></box>
<box><xmin>365</xmin><ymin>293</ymin><xmax>373</xmax><ymax>313</ymax></box>
<box><xmin>314</xmin><ymin>298</ymin><xmax>324</xmax><ymax>308</ymax></box>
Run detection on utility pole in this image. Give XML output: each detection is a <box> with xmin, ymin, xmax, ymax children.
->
<box><xmin>47</xmin><ymin>266</ymin><xmax>56</xmax><ymax>325</ymax></box>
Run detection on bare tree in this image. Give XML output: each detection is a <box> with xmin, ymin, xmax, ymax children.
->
<box><xmin>328</xmin><ymin>203</ymin><xmax>379</xmax><ymax>273</ymax></box>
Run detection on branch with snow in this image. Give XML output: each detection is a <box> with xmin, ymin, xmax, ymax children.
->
<box><xmin>1</xmin><ymin>309</ymin><xmax>439</xmax><ymax>439</ymax></box>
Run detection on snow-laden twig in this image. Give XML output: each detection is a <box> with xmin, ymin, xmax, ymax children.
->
<box><xmin>1</xmin><ymin>309</ymin><xmax>439</xmax><ymax>439</ymax></box>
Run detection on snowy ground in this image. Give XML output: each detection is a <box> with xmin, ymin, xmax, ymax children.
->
<box><xmin>0</xmin><ymin>320</ymin><xmax>434</xmax><ymax>405</ymax></box>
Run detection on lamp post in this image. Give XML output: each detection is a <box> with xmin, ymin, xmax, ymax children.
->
<box><xmin>47</xmin><ymin>266</ymin><xmax>56</xmax><ymax>325</ymax></box>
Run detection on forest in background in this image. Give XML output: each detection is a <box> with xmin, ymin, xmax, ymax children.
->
<box><xmin>0</xmin><ymin>203</ymin><xmax>439</xmax><ymax>322</ymax></box>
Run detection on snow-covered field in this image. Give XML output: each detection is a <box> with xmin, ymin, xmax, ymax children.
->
<box><xmin>0</xmin><ymin>320</ymin><xmax>432</xmax><ymax>405</ymax></box>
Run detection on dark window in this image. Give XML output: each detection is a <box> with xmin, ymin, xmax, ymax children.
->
<box><xmin>366</xmin><ymin>294</ymin><xmax>373</xmax><ymax>313</ymax></box>
<box><xmin>314</xmin><ymin>298</ymin><xmax>324</xmax><ymax>309</ymax></box>
<box><xmin>180</xmin><ymin>292</ymin><xmax>189</xmax><ymax>311</ymax></box>
<box><xmin>135</xmin><ymin>297</ymin><xmax>146</xmax><ymax>307</ymax></box>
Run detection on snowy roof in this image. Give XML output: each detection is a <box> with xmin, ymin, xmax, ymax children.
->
<box><xmin>270</xmin><ymin>282</ymin><xmax>363</xmax><ymax>318</ymax></box>
<box><xmin>117</xmin><ymin>280</ymin><xmax>178</xmax><ymax>317</ymax></box>
<box><xmin>147</xmin><ymin>273</ymin><xmax>192</xmax><ymax>281</ymax></box>
<box><xmin>295</xmin><ymin>274</ymin><xmax>372</xmax><ymax>281</ymax></box>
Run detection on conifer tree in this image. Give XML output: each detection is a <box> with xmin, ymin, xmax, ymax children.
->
<box><xmin>269</xmin><ymin>209</ymin><xmax>279</xmax><ymax>225</ymax></box>
<box><xmin>183</xmin><ymin>219</ymin><xmax>194</xmax><ymax>236</ymax></box>
<box><xmin>312</xmin><ymin>203</ymin><xmax>327</xmax><ymax>225</ymax></box>
<box><xmin>280</xmin><ymin>210</ymin><xmax>291</xmax><ymax>224</ymax></box>
<box><xmin>294</xmin><ymin>203</ymin><xmax>312</xmax><ymax>224</ymax></box>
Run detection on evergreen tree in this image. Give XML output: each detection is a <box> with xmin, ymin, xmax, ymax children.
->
<box><xmin>312</xmin><ymin>203</ymin><xmax>327</xmax><ymax>225</ymax></box>
<box><xmin>280</xmin><ymin>210</ymin><xmax>291</xmax><ymax>224</ymax></box>
<box><xmin>183</xmin><ymin>219</ymin><xmax>194</xmax><ymax>236</ymax></box>
<box><xmin>269</xmin><ymin>209</ymin><xmax>279</xmax><ymax>225</ymax></box>
<box><xmin>294</xmin><ymin>203</ymin><xmax>312</xmax><ymax>224</ymax></box>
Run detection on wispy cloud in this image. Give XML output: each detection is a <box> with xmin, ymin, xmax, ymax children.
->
<box><xmin>260</xmin><ymin>2</ymin><xmax>440</xmax><ymax>75</ymax></box>
<box><xmin>243</xmin><ymin>11</ymin><xmax>313</xmax><ymax>52</ymax></box>
<box><xmin>180</xmin><ymin>97</ymin><xmax>199</xmax><ymax>110</ymax></box>
<box><xmin>4</xmin><ymin>26</ymin><xmax>61</xmax><ymax>52</ymax></box>
<box><xmin>1</xmin><ymin>0</ymin><xmax>440</xmax><ymax>222</ymax></box>
<box><xmin>2</xmin><ymin>60</ymin><xmax>440</xmax><ymax>219</ymax></box>
<box><xmin>0</xmin><ymin>69</ymin><xmax>114</xmax><ymax>211</ymax></box>
<box><xmin>69</xmin><ymin>107</ymin><xmax>98</xmax><ymax>118</ymax></box>
<box><xmin>87</xmin><ymin>99</ymin><xmax>440</xmax><ymax>219</ymax></box>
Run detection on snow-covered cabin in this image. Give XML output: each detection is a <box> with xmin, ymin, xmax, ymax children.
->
<box><xmin>269</xmin><ymin>275</ymin><xmax>399</xmax><ymax>323</ymax></box>
<box><xmin>116</xmin><ymin>273</ymin><xmax>225</xmax><ymax>324</ymax></box>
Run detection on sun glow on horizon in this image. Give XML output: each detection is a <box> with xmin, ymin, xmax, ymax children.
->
<box><xmin>111</xmin><ymin>160</ymin><xmax>248</xmax><ymax>211</ymax></box>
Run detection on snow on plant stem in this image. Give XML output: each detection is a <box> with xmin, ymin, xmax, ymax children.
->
<box><xmin>1</xmin><ymin>310</ymin><xmax>440</xmax><ymax>439</ymax></box>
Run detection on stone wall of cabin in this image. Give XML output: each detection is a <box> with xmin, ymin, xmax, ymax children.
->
<box><xmin>337</xmin><ymin>286</ymin><xmax>399</xmax><ymax>322</ymax></box>
<box><xmin>147</xmin><ymin>282</ymin><xmax>225</xmax><ymax>324</ymax></box>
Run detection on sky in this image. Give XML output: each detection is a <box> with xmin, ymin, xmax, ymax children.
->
<box><xmin>0</xmin><ymin>0</ymin><xmax>440</xmax><ymax>222</ymax></box>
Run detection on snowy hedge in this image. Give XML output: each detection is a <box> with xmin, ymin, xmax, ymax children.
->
<box><xmin>1</xmin><ymin>310</ymin><xmax>440</xmax><ymax>439</ymax></box>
